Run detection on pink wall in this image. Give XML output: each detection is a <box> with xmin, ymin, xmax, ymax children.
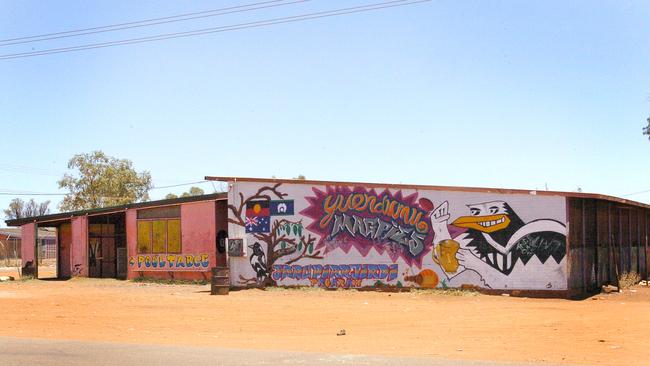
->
<box><xmin>58</xmin><ymin>222</ymin><xmax>72</xmax><ymax>278</ymax></box>
<box><xmin>126</xmin><ymin>209</ymin><xmax>137</xmax><ymax>274</ymax></box>
<box><xmin>71</xmin><ymin>216</ymin><xmax>88</xmax><ymax>276</ymax></box>
<box><xmin>126</xmin><ymin>209</ymin><xmax>138</xmax><ymax>279</ymax></box>
<box><xmin>181</xmin><ymin>200</ymin><xmax>216</xmax><ymax>271</ymax></box>
<box><xmin>127</xmin><ymin>201</ymin><xmax>216</xmax><ymax>280</ymax></box>
<box><xmin>20</xmin><ymin>223</ymin><xmax>35</xmax><ymax>267</ymax></box>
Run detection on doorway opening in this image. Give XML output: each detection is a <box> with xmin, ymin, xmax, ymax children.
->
<box><xmin>57</xmin><ymin>221</ymin><xmax>72</xmax><ymax>278</ymax></box>
<box><xmin>88</xmin><ymin>213</ymin><xmax>127</xmax><ymax>279</ymax></box>
<box><xmin>35</xmin><ymin>226</ymin><xmax>58</xmax><ymax>279</ymax></box>
<box><xmin>215</xmin><ymin>200</ymin><xmax>228</xmax><ymax>267</ymax></box>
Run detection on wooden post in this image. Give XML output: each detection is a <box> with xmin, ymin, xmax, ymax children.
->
<box><xmin>643</xmin><ymin>233</ymin><xmax>650</xmax><ymax>287</ymax></box>
<box><xmin>612</xmin><ymin>233</ymin><xmax>620</xmax><ymax>291</ymax></box>
<box><xmin>607</xmin><ymin>202</ymin><xmax>612</xmax><ymax>284</ymax></box>
<box><xmin>625</xmin><ymin>210</ymin><xmax>632</xmax><ymax>273</ymax></box>
<box><xmin>595</xmin><ymin>201</ymin><xmax>602</xmax><ymax>287</ymax></box>
<box><xmin>637</xmin><ymin>209</ymin><xmax>641</xmax><ymax>276</ymax></box>
<box><xmin>565</xmin><ymin>198</ymin><xmax>573</xmax><ymax>293</ymax></box>
<box><xmin>643</xmin><ymin>210</ymin><xmax>650</xmax><ymax>287</ymax></box>
<box><xmin>33</xmin><ymin>222</ymin><xmax>39</xmax><ymax>279</ymax></box>
<box><xmin>581</xmin><ymin>200</ymin><xmax>587</xmax><ymax>290</ymax></box>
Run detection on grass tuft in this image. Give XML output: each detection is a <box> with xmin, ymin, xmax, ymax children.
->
<box><xmin>618</xmin><ymin>271</ymin><xmax>641</xmax><ymax>289</ymax></box>
<box><xmin>131</xmin><ymin>277</ymin><xmax>208</xmax><ymax>286</ymax></box>
<box><xmin>409</xmin><ymin>288</ymin><xmax>479</xmax><ymax>296</ymax></box>
<box><xmin>263</xmin><ymin>286</ymin><xmax>325</xmax><ymax>292</ymax></box>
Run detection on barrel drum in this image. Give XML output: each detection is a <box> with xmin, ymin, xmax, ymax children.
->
<box><xmin>211</xmin><ymin>266</ymin><xmax>230</xmax><ymax>295</ymax></box>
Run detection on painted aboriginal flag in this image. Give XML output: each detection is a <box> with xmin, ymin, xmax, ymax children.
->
<box><xmin>245</xmin><ymin>200</ymin><xmax>270</xmax><ymax>233</ymax></box>
<box><xmin>270</xmin><ymin>200</ymin><xmax>294</xmax><ymax>216</ymax></box>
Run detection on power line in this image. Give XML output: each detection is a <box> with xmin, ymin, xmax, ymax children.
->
<box><xmin>621</xmin><ymin>189</ymin><xmax>650</xmax><ymax>197</ymax></box>
<box><xmin>0</xmin><ymin>180</ymin><xmax>216</xmax><ymax>196</ymax></box>
<box><xmin>0</xmin><ymin>193</ymin><xmax>137</xmax><ymax>201</ymax></box>
<box><xmin>0</xmin><ymin>0</ymin><xmax>309</xmax><ymax>47</ymax></box>
<box><xmin>149</xmin><ymin>180</ymin><xmax>209</xmax><ymax>190</ymax></box>
<box><xmin>0</xmin><ymin>0</ymin><xmax>429</xmax><ymax>60</ymax></box>
<box><xmin>0</xmin><ymin>192</ymin><xmax>66</xmax><ymax>196</ymax></box>
<box><xmin>0</xmin><ymin>163</ymin><xmax>210</xmax><ymax>187</ymax></box>
<box><xmin>0</xmin><ymin>0</ymin><xmax>284</xmax><ymax>43</ymax></box>
<box><xmin>0</xmin><ymin>163</ymin><xmax>62</xmax><ymax>177</ymax></box>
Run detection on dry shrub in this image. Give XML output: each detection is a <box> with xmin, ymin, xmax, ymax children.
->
<box><xmin>410</xmin><ymin>288</ymin><xmax>479</xmax><ymax>296</ymax></box>
<box><xmin>618</xmin><ymin>271</ymin><xmax>641</xmax><ymax>289</ymax></box>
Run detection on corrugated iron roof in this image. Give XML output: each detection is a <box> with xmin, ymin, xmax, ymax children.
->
<box><xmin>5</xmin><ymin>192</ymin><xmax>227</xmax><ymax>227</ymax></box>
<box><xmin>0</xmin><ymin>227</ymin><xmax>57</xmax><ymax>238</ymax></box>
<box><xmin>205</xmin><ymin>176</ymin><xmax>650</xmax><ymax>209</ymax></box>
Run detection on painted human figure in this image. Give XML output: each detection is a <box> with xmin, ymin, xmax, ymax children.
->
<box><xmin>429</xmin><ymin>200</ymin><xmax>567</xmax><ymax>289</ymax></box>
<box><xmin>429</xmin><ymin>201</ymin><xmax>488</xmax><ymax>287</ymax></box>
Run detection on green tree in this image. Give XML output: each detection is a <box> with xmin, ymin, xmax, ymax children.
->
<box><xmin>4</xmin><ymin>198</ymin><xmax>51</xmax><ymax>219</ymax></box>
<box><xmin>164</xmin><ymin>187</ymin><xmax>205</xmax><ymax>200</ymax></box>
<box><xmin>644</xmin><ymin>117</ymin><xmax>650</xmax><ymax>139</ymax></box>
<box><xmin>180</xmin><ymin>186</ymin><xmax>204</xmax><ymax>197</ymax></box>
<box><xmin>293</xmin><ymin>175</ymin><xmax>306</xmax><ymax>180</ymax></box>
<box><xmin>58</xmin><ymin>151</ymin><xmax>152</xmax><ymax>211</ymax></box>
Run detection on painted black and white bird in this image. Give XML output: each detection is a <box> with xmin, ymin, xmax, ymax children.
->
<box><xmin>451</xmin><ymin>201</ymin><xmax>566</xmax><ymax>275</ymax></box>
<box><xmin>248</xmin><ymin>241</ymin><xmax>267</xmax><ymax>283</ymax></box>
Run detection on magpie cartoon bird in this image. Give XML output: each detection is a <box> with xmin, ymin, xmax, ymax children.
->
<box><xmin>248</xmin><ymin>241</ymin><xmax>268</xmax><ymax>283</ymax></box>
<box><xmin>450</xmin><ymin>201</ymin><xmax>566</xmax><ymax>275</ymax></box>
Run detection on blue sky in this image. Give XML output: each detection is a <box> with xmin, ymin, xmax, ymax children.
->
<box><xmin>1</xmin><ymin>0</ymin><xmax>649</xmax><ymax>223</ymax></box>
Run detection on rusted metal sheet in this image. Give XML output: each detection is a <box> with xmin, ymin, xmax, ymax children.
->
<box><xmin>567</xmin><ymin>198</ymin><xmax>649</xmax><ymax>295</ymax></box>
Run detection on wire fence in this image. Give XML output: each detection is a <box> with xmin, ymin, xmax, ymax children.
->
<box><xmin>0</xmin><ymin>237</ymin><xmax>21</xmax><ymax>267</ymax></box>
<box><xmin>0</xmin><ymin>237</ymin><xmax>57</xmax><ymax>268</ymax></box>
<box><xmin>39</xmin><ymin>238</ymin><xmax>57</xmax><ymax>262</ymax></box>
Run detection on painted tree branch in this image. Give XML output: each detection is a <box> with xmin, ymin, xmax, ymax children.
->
<box><xmin>227</xmin><ymin>183</ymin><xmax>287</xmax><ymax>227</ymax></box>
<box><xmin>227</xmin><ymin>183</ymin><xmax>288</xmax><ymax>248</ymax></box>
<box><xmin>285</xmin><ymin>234</ymin><xmax>323</xmax><ymax>265</ymax></box>
<box><xmin>238</xmin><ymin>275</ymin><xmax>258</xmax><ymax>286</ymax></box>
<box><xmin>274</xmin><ymin>247</ymin><xmax>297</xmax><ymax>258</ymax></box>
<box><xmin>227</xmin><ymin>183</ymin><xmax>325</xmax><ymax>286</ymax></box>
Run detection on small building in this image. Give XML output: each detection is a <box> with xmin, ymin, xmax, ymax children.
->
<box><xmin>5</xmin><ymin>177</ymin><xmax>649</xmax><ymax>298</ymax></box>
<box><xmin>0</xmin><ymin>227</ymin><xmax>57</xmax><ymax>267</ymax></box>
<box><xmin>5</xmin><ymin>194</ymin><xmax>227</xmax><ymax>279</ymax></box>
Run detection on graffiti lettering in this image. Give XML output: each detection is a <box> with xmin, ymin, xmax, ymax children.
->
<box><xmin>271</xmin><ymin>263</ymin><xmax>399</xmax><ymax>288</ymax></box>
<box><xmin>321</xmin><ymin>192</ymin><xmax>429</xmax><ymax>233</ymax></box>
<box><xmin>303</xmin><ymin>186</ymin><xmax>434</xmax><ymax>266</ymax></box>
<box><xmin>331</xmin><ymin>214</ymin><xmax>425</xmax><ymax>256</ymax></box>
<box><xmin>128</xmin><ymin>253</ymin><xmax>210</xmax><ymax>270</ymax></box>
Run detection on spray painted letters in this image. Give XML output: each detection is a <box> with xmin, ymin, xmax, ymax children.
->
<box><xmin>302</xmin><ymin>186</ymin><xmax>434</xmax><ymax>266</ymax></box>
<box><xmin>272</xmin><ymin>263</ymin><xmax>399</xmax><ymax>288</ymax></box>
<box><xmin>128</xmin><ymin>253</ymin><xmax>210</xmax><ymax>270</ymax></box>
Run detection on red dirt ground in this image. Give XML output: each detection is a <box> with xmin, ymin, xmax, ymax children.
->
<box><xmin>0</xmin><ymin>277</ymin><xmax>649</xmax><ymax>365</ymax></box>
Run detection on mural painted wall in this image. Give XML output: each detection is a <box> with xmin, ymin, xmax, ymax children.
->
<box><xmin>228</xmin><ymin>181</ymin><xmax>568</xmax><ymax>291</ymax></box>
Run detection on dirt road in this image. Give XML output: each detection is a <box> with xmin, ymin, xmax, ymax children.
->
<box><xmin>0</xmin><ymin>278</ymin><xmax>648</xmax><ymax>366</ymax></box>
<box><xmin>0</xmin><ymin>336</ymin><xmax>554</xmax><ymax>366</ymax></box>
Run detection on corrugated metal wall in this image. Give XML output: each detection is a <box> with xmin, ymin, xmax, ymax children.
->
<box><xmin>568</xmin><ymin>198</ymin><xmax>649</xmax><ymax>293</ymax></box>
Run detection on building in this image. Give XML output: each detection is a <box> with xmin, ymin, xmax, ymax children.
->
<box><xmin>5</xmin><ymin>177</ymin><xmax>649</xmax><ymax>297</ymax></box>
<box><xmin>0</xmin><ymin>227</ymin><xmax>57</xmax><ymax>268</ymax></box>
<box><xmin>5</xmin><ymin>193</ymin><xmax>226</xmax><ymax>279</ymax></box>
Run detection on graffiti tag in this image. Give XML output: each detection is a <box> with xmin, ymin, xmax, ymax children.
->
<box><xmin>72</xmin><ymin>263</ymin><xmax>83</xmax><ymax>276</ymax></box>
<box><xmin>128</xmin><ymin>254</ymin><xmax>210</xmax><ymax>270</ymax></box>
<box><xmin>302</xmin><ymin>186</ymin><xmax>434</xmax><ymax>265</ymax></box>
<box><xmin>321</xmin><ymin>192</ymin><xmax>429</xmax><ymax>233</ymax></box>
<box><xmin>331</xmin><ymin>213</ymin><xmax>425</xmax><ymax>256</ymax></box>
<box><xmin>271</xmin><ymin>263</ymin><xmax>399</xmax><ymax>288</ymax></box>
